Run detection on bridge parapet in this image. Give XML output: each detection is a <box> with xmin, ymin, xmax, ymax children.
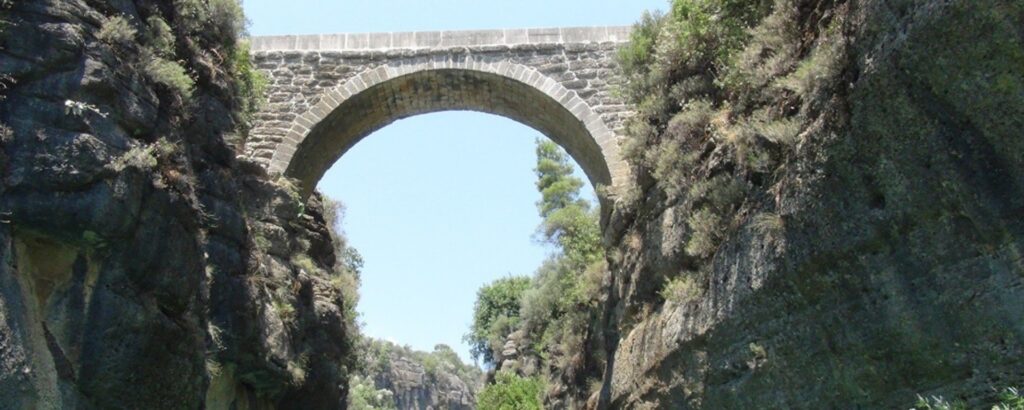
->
<box><xmin>251</xmin><ymin>26</ymin><xmax>632</xmax><ymax>52</ymax></box>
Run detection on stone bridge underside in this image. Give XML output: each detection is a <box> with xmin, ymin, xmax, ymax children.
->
<box><xmin>246</xmin><ymin>26</ymin><xmax>634</xmax><ymax>198</ymax></box>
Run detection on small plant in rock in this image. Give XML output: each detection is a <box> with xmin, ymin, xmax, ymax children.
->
<box><xmin>750</xmin><ymin>113</ymin><xmax>802</xmax><ymax>147</ymax></box>
<box><xmin>270</xmin><ymin>289</ymin><xmax>297</xmax><ymax>320</ymax></box>
<box><xmin>914</xmin><ymin>394</ymin><xmax>966</xmax><ymax>410</ymax></box>
<box><xmin>750</xmin><ymin>212</ymin><xmax>784</xmax><ymax>239</ymax></box>
<box><xmin>660</xmin><ymin>273</ymin><xmax>702</xmax><ymax>304</ymax></box>
<box><xmin>287</xmin><ymin>353</ymin><xmax>309</xmax><ymax>386</ymax></box>
<box><xmin>685</xmin><ymin>208</ymin><xmax>722</xmax><ymax>257</ymax></box>
<box><xmin>96</xmin><ymin>15</ymin><xmax>136</xmax><ymax>46</ymax></box>
<box><xmin>995</xmin><ymin>387</ymin><xmax>1024</xmax><ymax>410</ymax></box>
<box><xmin>113</xmin><ymin>145</ymin><xmax>158</xmax><ymax>171</ymax></box>
<box><xmin>64</xmin><ymin>100</ymin><xmax>108</xmax><ymax>118</ymax></box>
<box><xmin>145</xmin><ymin>16</ymin><xmax>176</xmax><ymax>58</ymax></box>
<box><xmin>231</xmin><ymin>40</ymin><xmax>269</xmax><ymax>137</ymax></box>
<box><xmin>275</xmin><ymin>177</ymin><xmax>306</xmax><ymax>216</ymax></box>
<box><xmin>143</xmin><ymin>57</ymin><xmax>195</xmax><ymax>99</ymax></box>
<box><xmin>206</xmin><ymin>358</ymin><xmax>223</xmax><ymax>378</ymax></box>
<box><xmin>291</xmin><ymin>254</ymin><xmax>320</xmax><ymax>275</ymax></box>
<box><xmin>110</xmin><ymin>138</ymin><xmax>179</xmax><ymax>172</ymax></box>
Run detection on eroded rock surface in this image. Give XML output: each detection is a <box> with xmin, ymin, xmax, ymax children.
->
<box><xmin>0</xmin><ymin>1</ymin><xmax>357</xmax><ymax>408</ymax></box>
<box><xmin>599</xmin><ymin>0</ymin><xmax>1024</xmax><ymax>408</ymax></box>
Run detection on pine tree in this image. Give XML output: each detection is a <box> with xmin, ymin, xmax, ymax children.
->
<box><xmin>533</xmin><ymin>139</ymin><xmax>603</xmax><ymax>268</ymax></box>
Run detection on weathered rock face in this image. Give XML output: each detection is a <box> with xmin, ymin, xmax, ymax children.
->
<box><xmin>0</xmin><ymin>1</ymin><xmax>357</xmax><ymax>408</ymax></box>
<box><xmin>599</xmin><ymin>0</ymin><xmax>1024</xmax><ymax>408</ymax></box>
<box><xmin>356</xmin><ymin>340</ymin><xmax>482</xmax><ymax>410</ymax></box>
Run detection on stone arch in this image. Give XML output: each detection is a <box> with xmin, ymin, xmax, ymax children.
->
<box><xmin>268</xmin><ymin>59</ymin><xmax>630</xmax><ymax>205</ymax></box>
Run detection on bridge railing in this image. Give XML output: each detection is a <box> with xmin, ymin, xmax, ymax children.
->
<box><xmin>249</xmin><ymin>26</ymin><xmax>632</xmax><ymax>52</ymax></box>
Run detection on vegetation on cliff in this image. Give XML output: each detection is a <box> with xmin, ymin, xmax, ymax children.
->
<box><xmin>601</xmin><ymin>0</ymin><xmax>1024</xmax><ymax>407</ymax></box>
<box><xmin>348</xmin><ymin>338</ymin><xmax>482</xmax><ymax>410</ymax></box>
<box><xmin>470</xmin><ymin>139</ymin><xmax>607</xmax><ymax>407</ymax></box>
<box><xmin>474</xmin><ymin>0</ymin><xmax>1021</xmax><ymax>407</ymax></box>
<box><xmin>0</xmin><ymin>0</ymin><xmax>359</xmax><ymax>407</ymax></box>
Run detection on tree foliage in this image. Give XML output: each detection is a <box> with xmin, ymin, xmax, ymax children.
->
<box><xmin>466</xmin><ymin>276</ymin><xmax>531</xmax><ymax>366</ymax></box>
<box><xmin>534</xmin><ymin>139</ymin><xmax>603</xmax><ymax>269</ymax></box>
<box><xmin>476</xmin><ymin>371</ymin><xmax>543</xmax><ymax>410</ymax></box>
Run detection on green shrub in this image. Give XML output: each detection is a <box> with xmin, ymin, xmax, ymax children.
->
<box><xmin>719</xmin><ymin>0</ymin><xmax>801</xmax><ymax>104</ymax></box>
<box><xmin>685</xmin><ymin>208</ymin><xmax>722</xmax><ymax>257</ymax></box>
<box><xmin>688</xmin><ymin>174</ymin><xmax>745</xmax><ymax>212</ymax></box>
<box><xmin>97</xmin><ymin>15</ymin><xmax>136</xmax><ymax>46</ymax></box>
<box><xmin>476</xmin><ymin>371</ymin><xmax>543</xmax><ymax>410</ymax></box>
<box><xmin>912</xmin><ymin>387</ymin><xmax>1024</xmax><ymax>410</ymax></box>
<box><xmin>144</xmin><ymin>56</ymin><xmax>194</xmax><ymax>99</ymax></box>
<box><xmin>348</xmin><ymin>375</ymin><xmax>396</xmax><ymax>410</ymax></box>
<box><xmin>750</xmin><ymin>212</ymin><xmax>784</xmax><ymax>239</ymax></box>
<box><xmin>996</xmin><ymin>387</ymin><xmax>1024</xmax><ymax>410</ymax></box>
<box><xmin>111</xmin><ymin>139</ymin><xmax>178</xmax><ymax>171</ymax></box>
<box><xmin>774</xmin><ymin>35</ymin><xmax>845</xmax><ymax>99</ymax></box>
<box><xmin>209</xmin><ymin>0</ymin><xmax>246</xmax><ymax>40</ymax></box>
<box><xmin>660</xmin><ymin>273</ymin><xmax>702</xmax><ymax>304</ymax></box>
<box><xmin>173</xmin><ymin>0</ymin><xmax>208</xmax><ymax>36</ymax></box>
<box><xmin>145</xmin><ymin>16</ymin><xmax>176</xmax><ymax>58</ymax></box>
<box><xmin>231</xmin><ymin>40</ymin><xmax>269</xmax><ymax>136</ymax></box>
<box><xmin>755</xmin><ymin>116</ymin><xmax>802</xmax><ymax>146</ymax></box>
<box><xmin>913</xmin><ymin>395</ymin><xmax>966</xmax><ymax>410</ymax></box>
<box><xmin>174</xmin><ymin>0</ymin><xmax>245</xmax><ymax>44</ymax></box>
<box><xmin>618</xmin><ymin>10</ymin><xmax>666</xmax><ymax>79</ymax></box>
<box><xmin>647</xmin><ymin>100</ymin><xmax>713</xmax><ymax>198</ymax></box>
<box><xmin>291</xmin><ymin>254</ymin><xmax>320</xmax><ymax>275</ymax></box>
<box><xmin>271</xmin><ymin>297</ymin><xmax>296</xmax><ymax>319</ymax></box>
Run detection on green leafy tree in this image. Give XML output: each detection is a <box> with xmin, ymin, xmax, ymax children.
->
<box><xmin>475</xmin><ymin>371</ymin><xmax>543</xmax><ymax>410</ymax></box>
<box><xmin>533</xmin><ymin>139</ymin><xmax>603</xmax><ymax>269</ymax></box>
<box><xmin>466</xmin><ymin>276</ymin><xmax>531</xmax><ymax>366</ymax></box>
<box><xmin>348</xmin><ymin>375</ymin><xmax>396</xmax><ymax>410</ymax></box>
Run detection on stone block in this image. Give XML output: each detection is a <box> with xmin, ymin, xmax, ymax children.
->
<box><xmin>347</xmin><ymin>33</ymin><xmax>371</xmax><ymax>49</ymax></box>
<box><xmin>368</xmin><ymin>33</ymin><xmax>391</xmax><ymax>49</ymax></box>
<box><xmin>320</xmin><ymin>34</ymin><xmax>346</xmax><ymax>50</ymax></box>
<box><xmin>504</xmin><ymin>28</ymin><xmax>529</xmax><ymax>44</ymax></box>
<box><xmin>606</xmin><ymin>26</ymin><xmax>632</xmax><ymax>42</ymax></box>
<box><xmin>414</xmin><ymin>31</ymin><xmax>442</xmax><ymax>48</ymax></box>
<box><xmin>527</xmin><ymin>27</ymin><xmax>561</xmax><ymax>44</ymax></box>
<box><xmin>393</xmin><ymin>32</ymin><xmax>416</xmax><ymax>49</ymax></box>
<box><xmin>561</xmin><ymin>27</ymin><xmax>602</xmax><ymax>43</ymax></box>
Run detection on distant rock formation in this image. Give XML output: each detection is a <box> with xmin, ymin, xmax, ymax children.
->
<box><xmin>351</xmin><ymin>340</ymin><xmax>483</xmax><ymax>410</ymax></box>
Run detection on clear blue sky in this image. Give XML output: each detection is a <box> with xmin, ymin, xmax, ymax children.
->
<box><xmin>243</xmin><ymin>0</ymin><xmax>667</xmax><ymax>364</ymax></box>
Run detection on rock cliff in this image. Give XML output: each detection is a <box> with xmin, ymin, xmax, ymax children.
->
<box><xmin>352</xmin><ymin>340</ymin><xmax>482</xmax><ymax>410</ymax></box>
<box><xmin>594</xmin><ymin>0</ymin><xmax>1024</xmax><ymax>408</ymax></box>
<box><xmin>0</xmin><ymin>1</ymin><xmax>358</xmax><ymax>408</ymax></box>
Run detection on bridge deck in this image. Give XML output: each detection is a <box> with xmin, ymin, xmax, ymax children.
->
<box><xmin>250</xmin><ymin>26</ymin><xmax>632</xmax><ymax>52</ymax></box>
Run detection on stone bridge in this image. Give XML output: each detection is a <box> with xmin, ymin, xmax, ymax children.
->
<box><xmin>244</xmin><ymin>26</ymin><xmax>635</xmax><ymax>198</ymax></box>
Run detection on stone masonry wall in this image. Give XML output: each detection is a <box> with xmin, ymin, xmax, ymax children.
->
<box><xmin>243</xmin><ymin>26</ymin><xmax>634</xmax><ymax>193</ymax></box>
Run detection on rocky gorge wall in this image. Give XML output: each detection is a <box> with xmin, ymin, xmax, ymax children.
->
<box><xmin>596</xmin><ymin>0</ymin><xmax>1024</xmax><ymax>408</ymax></box>
<box><xmin>1</xmin><ymin>0</ymin><xmax>1022</xmax><ymax>409</ymax></box>
<box><xmin>0</xmin><ymin>1</ymin><xmax>358</xmax><ymax>408</ymax></box>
